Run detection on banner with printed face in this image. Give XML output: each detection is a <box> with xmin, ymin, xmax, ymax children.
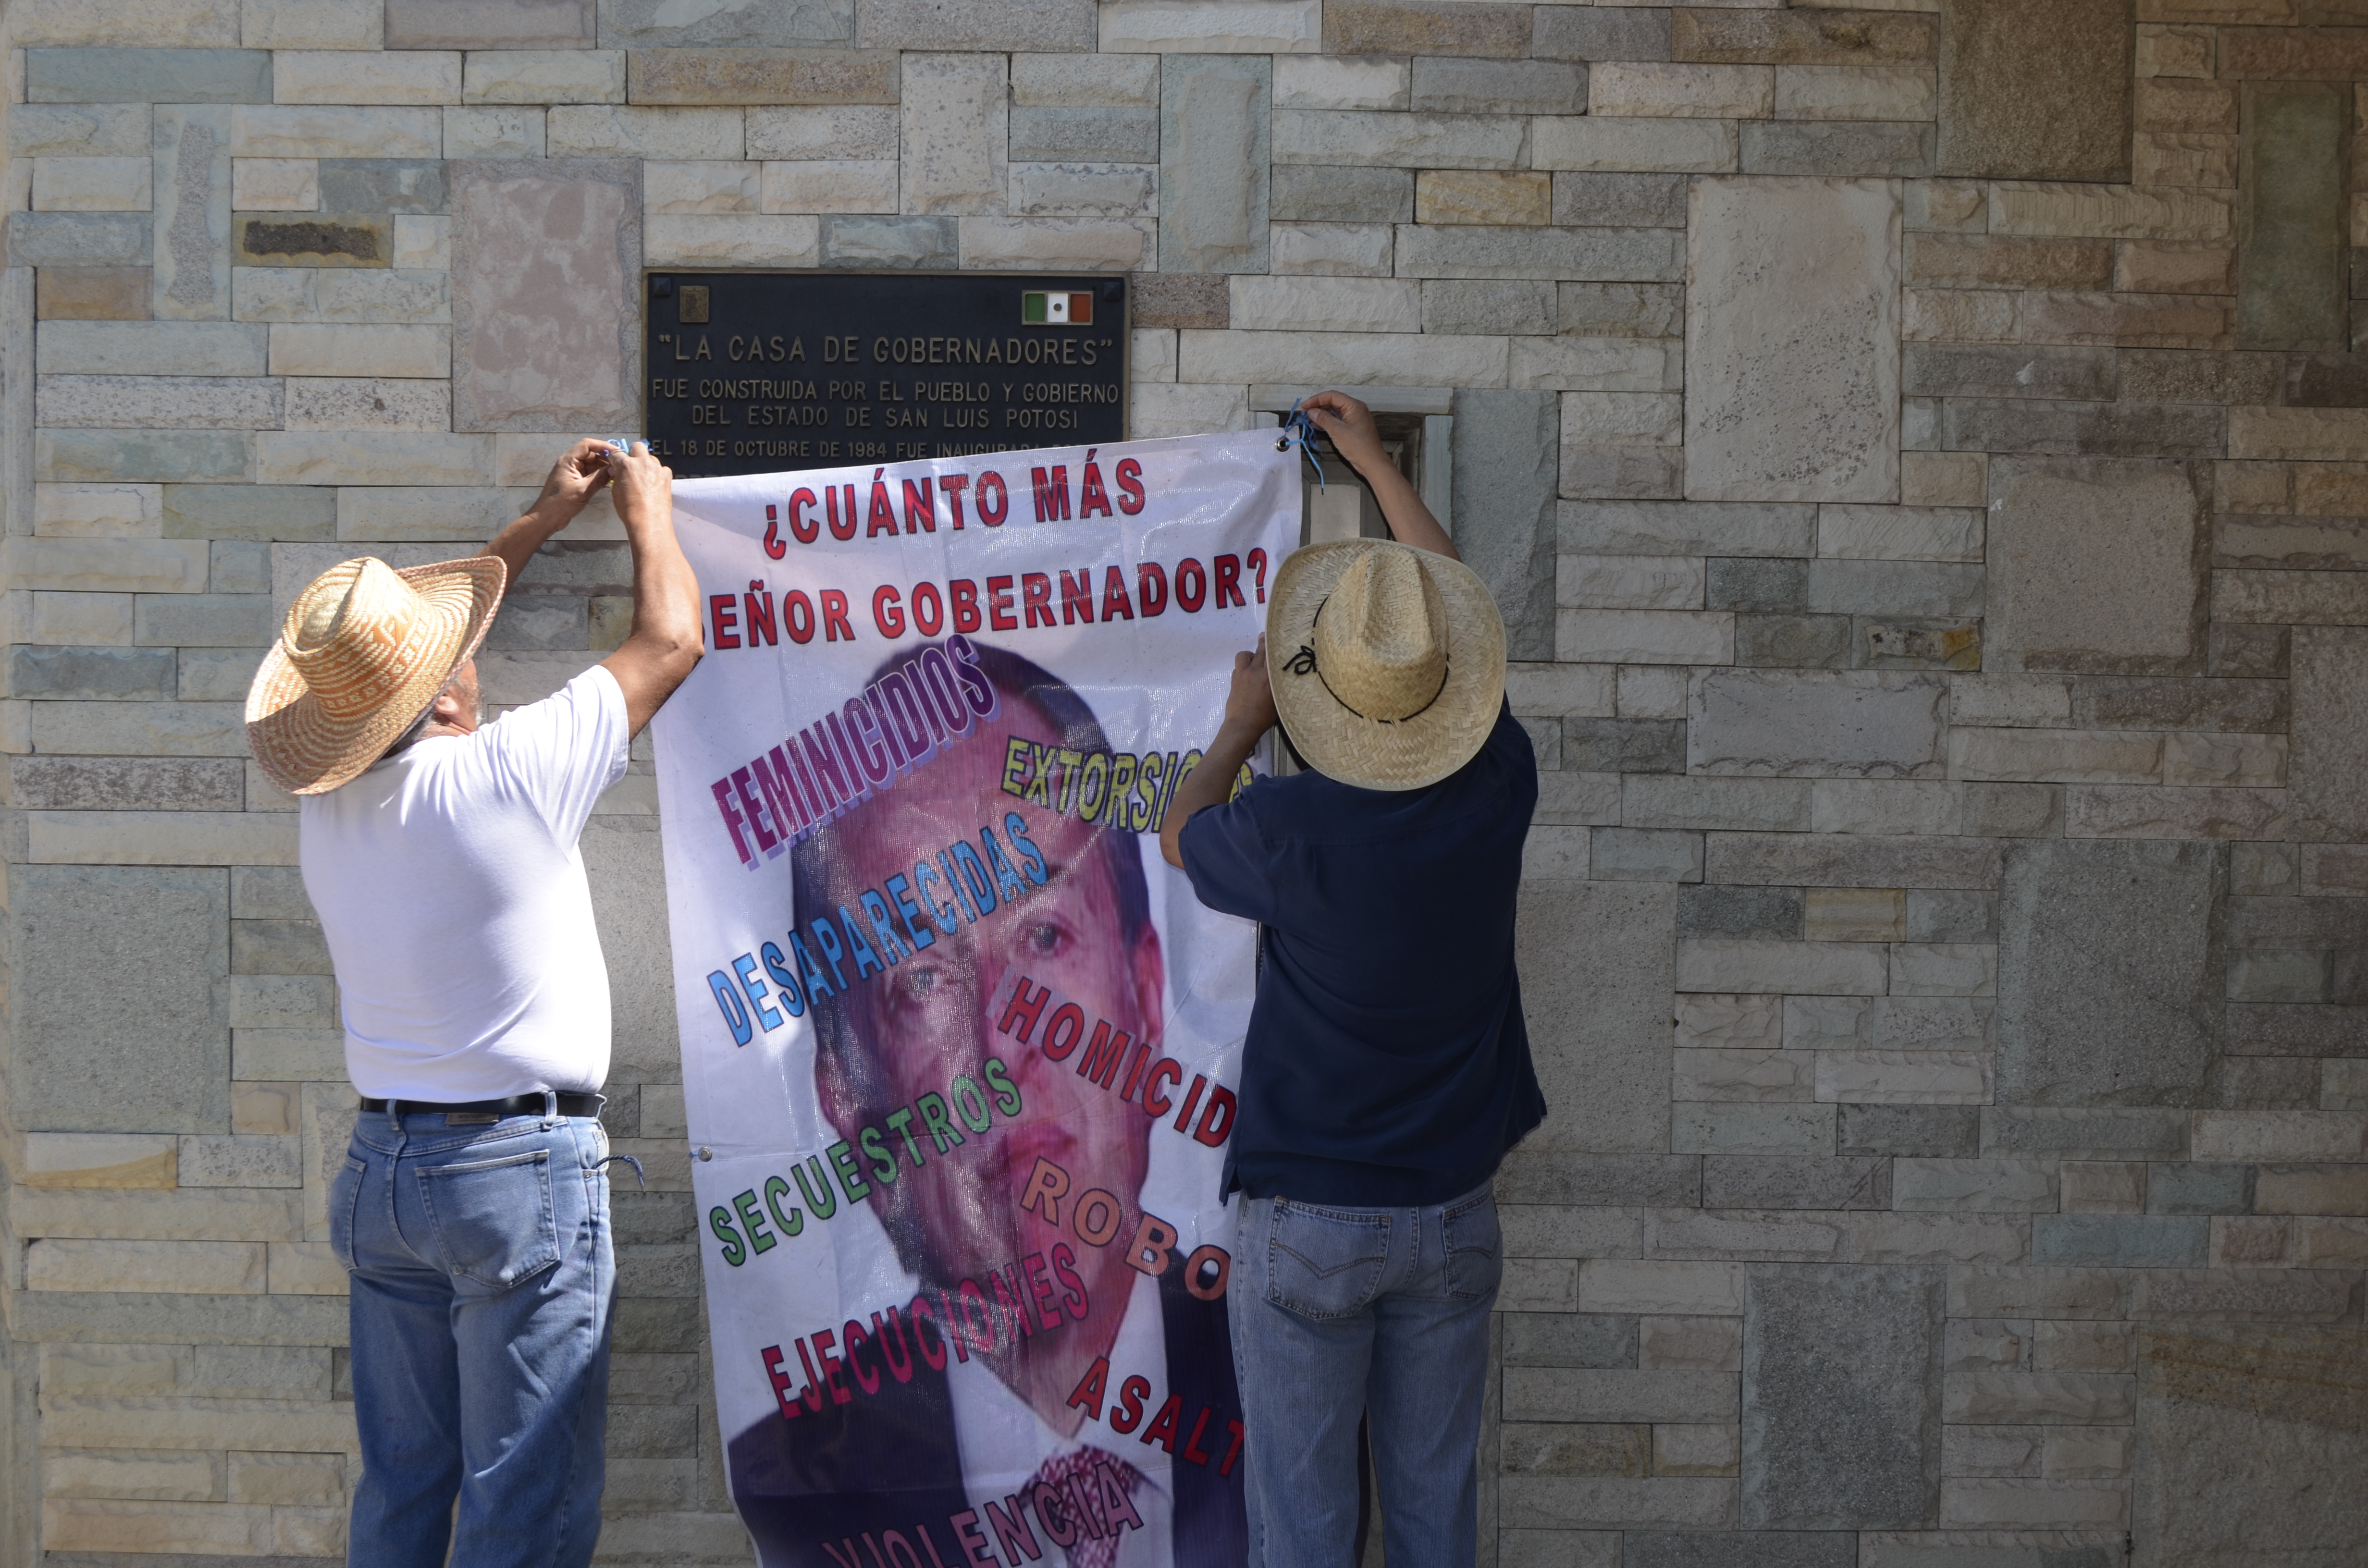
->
<box><xmin>651</xmin><ymin>430</ymin><xmax>1299</xmax><ymax>1568</ymax></box>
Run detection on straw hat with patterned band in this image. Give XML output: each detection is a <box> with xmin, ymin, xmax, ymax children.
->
<box><xmin>246</xmin><ymin>554</ymin><xmax>508</xmax><ymax>797</ymax></box>
<box><xmin>1267</xmin><ymin>538</ymin><xmax>1506</xmax><ymax>792</ymax></box>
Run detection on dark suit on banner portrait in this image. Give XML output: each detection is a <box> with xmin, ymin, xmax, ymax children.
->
<box><xmin>728</xmin><ymin>1267</ymin><xmax>1246</xmax><ymax>1568</ymax></box>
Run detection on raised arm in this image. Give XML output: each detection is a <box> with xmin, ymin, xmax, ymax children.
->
<box><xmin>1161</xmin><ymin>643</ymin><xmax>1276</xmax><ymax>869</ymax></box>
<box><xmin>1298</xmin><ymin>390</ymin><xmax>1458</xmax><ymax>563</ymax></box>
<box><xmin>600</xmin><ymin>442</ymin><xmax>703</xmax><ymax>736</ymax></box>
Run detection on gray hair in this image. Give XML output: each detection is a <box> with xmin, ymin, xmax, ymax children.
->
<box><xmin>377</xmin><ymin>666</ymin><xmax>469</xmax><ymax>762</ymax></box>
<box><xmin>381</xmin><ymin>704</ymin><xmax>437</xmax><ymax>760</ymax></box>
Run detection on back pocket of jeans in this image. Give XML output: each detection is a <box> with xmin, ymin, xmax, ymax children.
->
<box><xmin>418</xmin><ymin>1149</ymin><xmax>562</xmax><ymax>1294</ymax></box>
<box><xmin>329</xmin><ymin>1157</ymin><xmax>366</xmax><ymax>1273</ymax></box>
<box><xmin>1442</xmin><ymin>1190</ymin><xmax>1502</xmax><ymax>1301</ymax></box>
<box><xmin>1265</xmin><ymin>1202</ymin><xmax>1390</xmax><ymax>1321</ymax></box>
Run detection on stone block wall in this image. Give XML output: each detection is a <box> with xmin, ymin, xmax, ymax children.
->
<box><xmin>0</xmin><ymin>0</ymin><xmax>2361</xmax><ymax>1564</ymax></box>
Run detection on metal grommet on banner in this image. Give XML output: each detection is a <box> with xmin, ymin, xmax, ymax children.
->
<box><xmin>1278</xmin><ymin>398</ymin><xmax>1328</xmax><ymax>491</ymax></box>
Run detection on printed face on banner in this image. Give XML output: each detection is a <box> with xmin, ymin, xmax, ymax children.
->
<box><xmin>799</xmin><ymin>649</ymin><xmax>1161</xmax><ymax>1402</ymax></box>
<box><xmin>651</xmin><ymin>432</ymin><xmax>1298</xmax><ymax>1568</ymax></box>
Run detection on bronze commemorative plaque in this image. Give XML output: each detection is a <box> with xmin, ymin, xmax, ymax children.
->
<box><xmin>641</xmin><ymin>271</ymin><xmax>1130</xmax><ymax>479</ymax></box>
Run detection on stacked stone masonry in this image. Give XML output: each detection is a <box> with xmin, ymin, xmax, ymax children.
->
<box><xmin>0</xmin><ymin>0</ymin><xmax>2362</xmax><ymax>1564</ymax></box>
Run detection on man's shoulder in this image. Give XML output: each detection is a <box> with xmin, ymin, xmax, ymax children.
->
<box><xmin>469</xmin><ymin>664</ymin><xmax>631</xmax><ymax>807</ymax></box>
<box><xmin>1188</xmin><ymin>767</ymin><xmax>1343</xmax><ymax>852</ymax></box>
<box><xmin>487</xmin><ymin>662</ymin><xmax>625</xmax><ymax>739</ymax></box>
<box><xmin>1477</xmin><ymin>702</ymin><xmax>1540</xmax><ymax>791</ymax></box>
<box><xmin>300</xmin><ymin>744</ymin><xmax>436</xmax><ymax>816</ymax></box>
<box><xmin>1237</xmin><ymin>765</ymin><xmax>1339</xmax><ymax>818</ymax></box>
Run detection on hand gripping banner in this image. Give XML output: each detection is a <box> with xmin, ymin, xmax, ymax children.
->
<box><xmin>651</xmin><ymin>431</ymin><xmax>1299</xmax><ymax>1568</ymax></box>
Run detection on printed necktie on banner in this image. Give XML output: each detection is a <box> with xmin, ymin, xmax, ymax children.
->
<box><xmin>1028</xmin><ymin>1446</ymin><xmax>1145</xmax><ymax>1568</ymax></box>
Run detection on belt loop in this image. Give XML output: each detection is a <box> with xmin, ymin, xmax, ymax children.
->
<box><xmin>543</xmin><ymin>1089</ymin><xmax>558</xmax><ymax>1128</ymax></box>
<box><xmin>387</xmin><ymin>1098</ymin><xmax>404</xmax><ymax>1131</ymax></box>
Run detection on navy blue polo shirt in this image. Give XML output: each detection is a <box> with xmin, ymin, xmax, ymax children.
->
<box><xmin>1178</xmin><ymin>701</ymin><xmax>1546</xmax><ymax>1208</ymax></box>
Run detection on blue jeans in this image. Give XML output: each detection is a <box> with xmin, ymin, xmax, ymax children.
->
<box><xmin>331</xmin><ymin>1104</ymin><xmax>617</xmax><ymax>1568</ymax></box>
<box><xmin>1228</xmin><ymin>1181</ymin><xmax>1501</xmax><ymax>1568</ymax></box>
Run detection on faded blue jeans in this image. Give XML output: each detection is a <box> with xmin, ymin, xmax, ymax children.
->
<box><xmin>1228</xmin><ymin>1180</ymin><xmax>1501</xmax><ymax>1568</ymax></box>
<box><xmin>331</xmin><ymin>1102</ymin><xmax>617</xmax><ymax>1568</ymax></box>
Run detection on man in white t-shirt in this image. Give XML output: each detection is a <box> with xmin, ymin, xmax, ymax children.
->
<box><xmin>246</xmin><ymin>441</ymin><xmax>700</xmax><ymax>1568</ymax></box>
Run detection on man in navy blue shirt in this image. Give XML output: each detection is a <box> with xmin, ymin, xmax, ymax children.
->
<box><xmin>1159</xmin><ymin>391</ymin><xmax>1545</xmax><ymax>1568</ymax></box>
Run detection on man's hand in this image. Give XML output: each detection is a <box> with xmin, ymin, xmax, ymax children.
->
<box><xmin>1300</xmin><ymin>391</ymin><xmax>1389</xmax><ymax>478</ymax></box>
<box><xmin>607</xmin><ymin>441</ymin><xmax>672</xmax><ymax>529</ymax></box>
<box><xmin>1223</xmin><ymin>641</ymin><xmax>1278</xmax><ymax>738</ymax></box>
<box><xmin>485</xmin><ymin>438</ymin><xmax>627</xmax><ymax>586</ymax></box>
<box><xmin>529</xmin><ymin>438</ymin><xmax>617</xmax><ymax>523</ymax></box>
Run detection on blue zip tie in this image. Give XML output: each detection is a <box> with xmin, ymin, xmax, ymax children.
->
<box><xmin>1277</xmin><ymin>398</ymin><xmax>1327</xmax><ymax>491</ymax></box>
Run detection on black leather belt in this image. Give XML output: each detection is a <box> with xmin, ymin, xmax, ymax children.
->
<box><xmin>358</xmin><ymin>1092</ymin><xmax>602</xmax><ymax>1120</ymax></box>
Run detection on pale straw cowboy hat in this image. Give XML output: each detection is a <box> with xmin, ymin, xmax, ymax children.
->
<box><xmin>246</xmin><ymin>554</ymin><xmax>508</xmax><ymax>796</ymax></box>
<box><xmin>1267</xmin><ymin>539</ymin><xmax>1506</xmax><ymax>792</ymax></box>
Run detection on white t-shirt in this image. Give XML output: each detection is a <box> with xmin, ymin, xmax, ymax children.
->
<box><xmin>300</xmin><ymin>666</ymin><xmax>631</xmax><ymax>1101</ymax></box>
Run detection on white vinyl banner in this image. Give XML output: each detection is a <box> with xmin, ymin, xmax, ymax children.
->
<box><xmin>651</xmin><ymin>431</ymin><xmax>1299</xmax><ymax>1568</ymax></box>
